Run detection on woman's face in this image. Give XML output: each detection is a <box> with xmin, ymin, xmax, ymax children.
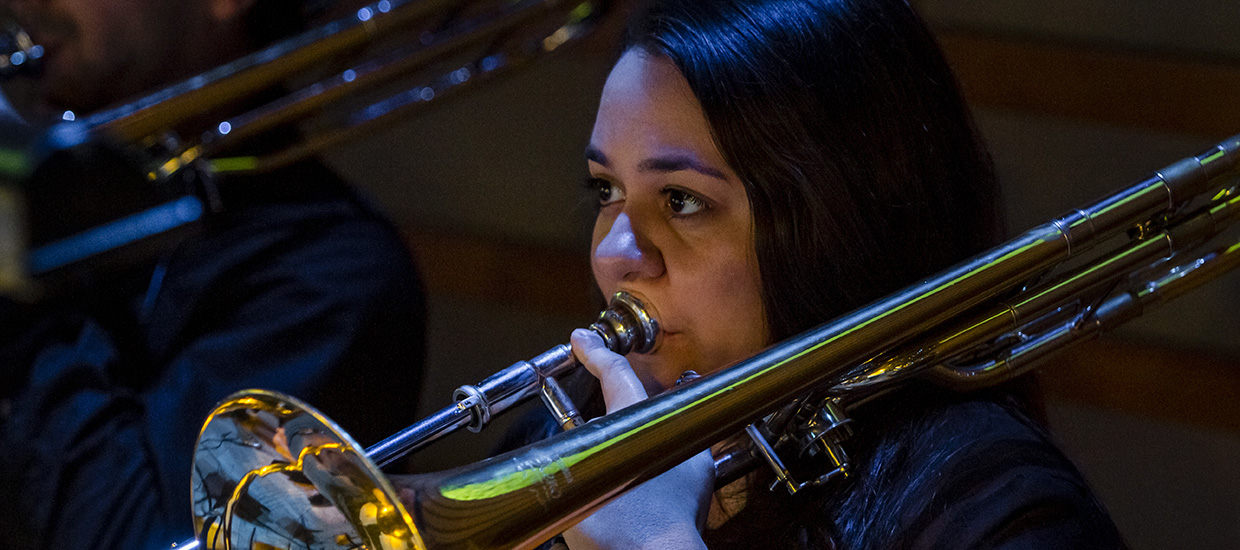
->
<box><xmin>588</xmin><ymin>50</ymin><xmax>768</xmax><ymax>394</ymax></box>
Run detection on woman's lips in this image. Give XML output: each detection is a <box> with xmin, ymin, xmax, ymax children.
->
<box><xmin>647</xmin><ymin>329</ymin><xmax>679</xmax><ymax>353</ymax></box>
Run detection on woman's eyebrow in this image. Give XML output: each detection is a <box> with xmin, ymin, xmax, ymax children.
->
<box><xmin>585</xmin><ymin>146</ymin><xmax>727</xmax><ymax>181</ymax></box>
<box><xmin>640</xmin><ymin>153</ymin><xmax>727</xmax><ymax>180</ymax></box>
<box><xmin>585</xmin><ymin>145</ymin><xmax>609</xmax><ymax>166</ymax></box>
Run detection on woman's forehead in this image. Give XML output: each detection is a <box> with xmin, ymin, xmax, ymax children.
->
<box><xmin>599</xmin><ymin>51</ymin><xmax>698</xmax><ymax>111</ymax></box>
<box><xmin>592</xmin><ymin>51</ymin><xmax>720</xmax><ymax>162</ymax></box>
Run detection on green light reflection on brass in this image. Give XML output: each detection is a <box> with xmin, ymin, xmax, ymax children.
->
<box><xmin>439</xmin><ymin>406</ymin><xmax>691</xmax><ymax>501</ymax></box>
<box><xmin>569</xmin><ymin>1</ymin><xmax>595</xmax><ymax>22</ymax></box>
<box><xmin>0</xmin><ymin>148</ymin><xmax>30</xmax><ymax>178</ymax></box>
<box><xmin>1199</xmin><ymin>148</ymin><xmax>1226</xmax><ymax>166</ymax></box>
<box><xmin>1210</xmin><ymin>195</ymin><xmax>1240</xmax><ymax>216</ymax></box>
<box><xmin>439</xmin><ymin>460</ymin><xmax>570</xmax><ymax>501</ymax></box>
<box><xmin>440</xmin><ymin>236</ymin><xmax>1056</xmax><ymax>502</ymax></box>
<box><xmin>209</xmin><ymin>156</ymin><xmax>258</xmax><ymax>173</ymax></box>
<box><xmin>1092</xmin><ymin>183</ymin><xmax>1158</xmax><ymax>218</ymax></box>
<box><xmin>836</xmin><ymin>238</ymin><xmax>1046</xmax><ymax>337</ymax></box>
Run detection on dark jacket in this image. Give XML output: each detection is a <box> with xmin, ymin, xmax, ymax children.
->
<box><xmin>706</xmin><ymin>383</ymin><xmax>1128</xmax><ymax>550</ymax></box>
<box><xmin>0</xmin><ymin>160</ymin><xmax>426</xmax><ymax>550</ymax></box>
<box><xmin>501</xmin><ymin>378</ymin><xmax>1127</xmax><ymax>550</ymax></box>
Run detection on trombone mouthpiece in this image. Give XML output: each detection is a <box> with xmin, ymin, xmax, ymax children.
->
<box><xmin>0</xmin><ymin>21</ymin><xmax>42</xmax><ymax>78</ymax></box>
<box><xmin>591</xmin><ymin>291</ymin><xmax>660</xmax><ymax>355</ymax></box>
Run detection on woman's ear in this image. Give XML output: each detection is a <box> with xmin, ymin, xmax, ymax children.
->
<box><xmin>209</xmin><ymin>0</ymin><xmax>258</xmax><ymax>22</ymax></box>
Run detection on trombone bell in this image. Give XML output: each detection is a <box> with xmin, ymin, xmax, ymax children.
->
<box><xmin>191</xmin><ymin>390</ymin><xmax>424</xmax><ymax>550</ymax></box>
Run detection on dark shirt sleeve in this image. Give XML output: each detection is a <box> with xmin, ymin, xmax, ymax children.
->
<box><xmin>1</xmin><ymin>314</ymin><xmax>167</xmax><ymax>549</ymax></box>
<box><xmin>0</xmin><ymin>197</ymin><xmax>425</xmax><ymax>550</ymax></box>
<box><xmin>881</xmin><ymin>398</ymin><xmax>1129</xmax><ymax>550</ymax></box>
<box><xmin>902</xmin><ymin>437</ymin><xmax>1128</xmax><ymax>550</ymax></box>
<box><xmin>702</xmin><ymin>390</ymin><xmax>1129</xmax><ymax>550</ymax></box>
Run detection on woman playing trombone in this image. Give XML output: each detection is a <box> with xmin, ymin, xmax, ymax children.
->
<box><xmin>509</xmin><ymin>0</ymin><xmax>1130</xmax><ymax>548</ymax></box>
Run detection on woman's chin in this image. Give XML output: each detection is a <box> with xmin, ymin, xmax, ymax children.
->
<box><xmin>627</xmin><ymin>336</ymin><xmax>701</xmax><ymax>393</ymax></box>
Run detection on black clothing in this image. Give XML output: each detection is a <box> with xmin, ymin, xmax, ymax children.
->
<box><xmin>503</xmin><ymin>380</ymin><xmax>1127</xmax><ymax>550</ymax></box>
<box><xmin>0</xmin><ymin>160</ymin><xmax>426</xmax><ymax>550</ymax></box>
<box><xmin>706</xmin><ymin>384</ymin><xmax>1127</xmax><ymax>550</ymax></box>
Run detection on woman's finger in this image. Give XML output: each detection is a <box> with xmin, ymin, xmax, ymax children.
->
<box><xmin>571</xmin><ymin>328</ymin><xmax>648</xmax><ymax>412</ymax></box>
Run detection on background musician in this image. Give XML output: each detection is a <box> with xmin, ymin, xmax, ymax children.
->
<box><xmin>0</xmin><ymin>0</ymin><xmax>427</xmax><ymax>548</ymax></box>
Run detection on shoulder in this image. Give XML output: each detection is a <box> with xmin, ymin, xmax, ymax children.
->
<box><xmin>843</xmin><ymin>388</ymin><xmax>1127</xmax><ymax>550</ymax></box>
<box><xmin>144</xmin><ymin>162</ymin><xmax>423</xmax><ymax>357</ymax></box>
<box><xmin>175</xmin><ymin>161</ymin><xmax>416</xmax><ymax>293</ymax></box>
<box><xmin>201</xmin><ymin>161</ymin><xmax>414</xmax><ymax>274</ymax></box>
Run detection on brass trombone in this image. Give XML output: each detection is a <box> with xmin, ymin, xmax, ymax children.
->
<box><xmin>0</xmin><ymin>0</ymin><xmax>608</xmax><ymax>298</ymax></box>
<box><xmin>4</xmin><ymin>1</ymin><xmax>1239</xmax><ymax>548</ymax></box>
<box><xmin>188</xmin><ymin>133</ymin><xmax>1240</xmax><ymax>550</ymax></box>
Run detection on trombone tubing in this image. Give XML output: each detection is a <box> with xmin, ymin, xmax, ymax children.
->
<box><xmin>832</xmin><ymin>186</ymin><xmax>1240</xmax><ymax>397</ymax></box>
<box><xmin>204</xmin><ymin>0</ymin><xmax>569</xmax><ymax>155</ymax></box>
<box><xmin>394</xmin><ymin>137</ymin><xmax>1240</xmax><ymax>550</ymax></box>
<box><xmin>84</xmin><ymin>0</ymin><xmax>464</xmax><ymax>143</ymax></box>
<box><xmin>714</xmin><ymin>190</ymin><xmax>1240</xmax><ymax>484</ymax></box>
<box><xmin>931</xmin><ymin>236</ymin><xmax>1240</xmax><ymax>388</ymax></box>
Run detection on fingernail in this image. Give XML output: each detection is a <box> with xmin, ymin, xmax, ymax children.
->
<box><xmin>675</xmin><ymin>370</ymin><xmax>700</xmax><ymax>386</ymax></box>
<box><xmin>571</xmin><ymin>328</ymin><xmax>595</xmax><ymax>345</ymax></box>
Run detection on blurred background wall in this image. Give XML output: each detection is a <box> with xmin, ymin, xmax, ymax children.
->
<box><xmin>912</xmin><ymin>2</ymin><xmax>1240</xmax><ymax>547</ymax></box>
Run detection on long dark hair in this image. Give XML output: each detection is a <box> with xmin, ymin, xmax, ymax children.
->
<box><xmin>625</xmin><ymin>0</ymin><xmax>1003</xmax><ymax>342</ymax></box>
<box><xmin>620</xmin><ymin>1</ymin><xmax>1008</xmax><ymax>548</ymax></box>
<box><xmin>506</xmin><ymin>1</ymin><xmax>1015</xmax><ymax>548</ymax></box>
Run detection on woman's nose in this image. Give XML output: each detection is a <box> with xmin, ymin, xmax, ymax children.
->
<box><xmin>593</xmin><ymin>212</ymin><xmax>663</xmax><ymax>282</ymax></box>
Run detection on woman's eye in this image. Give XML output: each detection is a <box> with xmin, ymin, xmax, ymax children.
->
<box><xmin>667</xmin><ymin>189</ymin><xmax>706</xmax><ymax>215</ymax></box>
<box><xmin>590</xmin><ymin>178</ymin><xmax>625</xmax><ymax>206</ymax></box>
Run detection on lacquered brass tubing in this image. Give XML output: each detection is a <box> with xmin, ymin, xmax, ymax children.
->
<box><xmin>832</xmin><ymin>190</ymin><xmax>1240</xmax><ymax>396</ymax></box>
<box><xmin>203</xmin><ymin>0</ymin><xmax>571</xmax><ymax>154</ymax></box>
<box><xmin>87</xmin><ymin>0</ymin><xmax>463</xmax><ymax>143</ymax></box>
<box><xmin>365</xmin><ymin>291</ymin><xmax>657</xmax><ymax>467</ymax></box>
<box><xmin>931</xmin><ymin>237</ymin><xmax>1240</xmax><ymax>388</ymax></box>
<box><xmin>924</xmin><ymin>192</ymin><xmax>1240</xmax><ymax>389</ymax></box>
<box><xmin>383</xmin><ymin>133</ymin><xmax>1240</xmax><ymax>550</ymax></box>
<box><xmin>186</xmin><ymin>134</ymin><xmax>1240</xmax><ymax>550</ymax></box>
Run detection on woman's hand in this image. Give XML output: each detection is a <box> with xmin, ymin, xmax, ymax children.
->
<box><xmin>562</xmin><ymin>329</ymin><xmax>713</xmax><ymax>550</ymax></box>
